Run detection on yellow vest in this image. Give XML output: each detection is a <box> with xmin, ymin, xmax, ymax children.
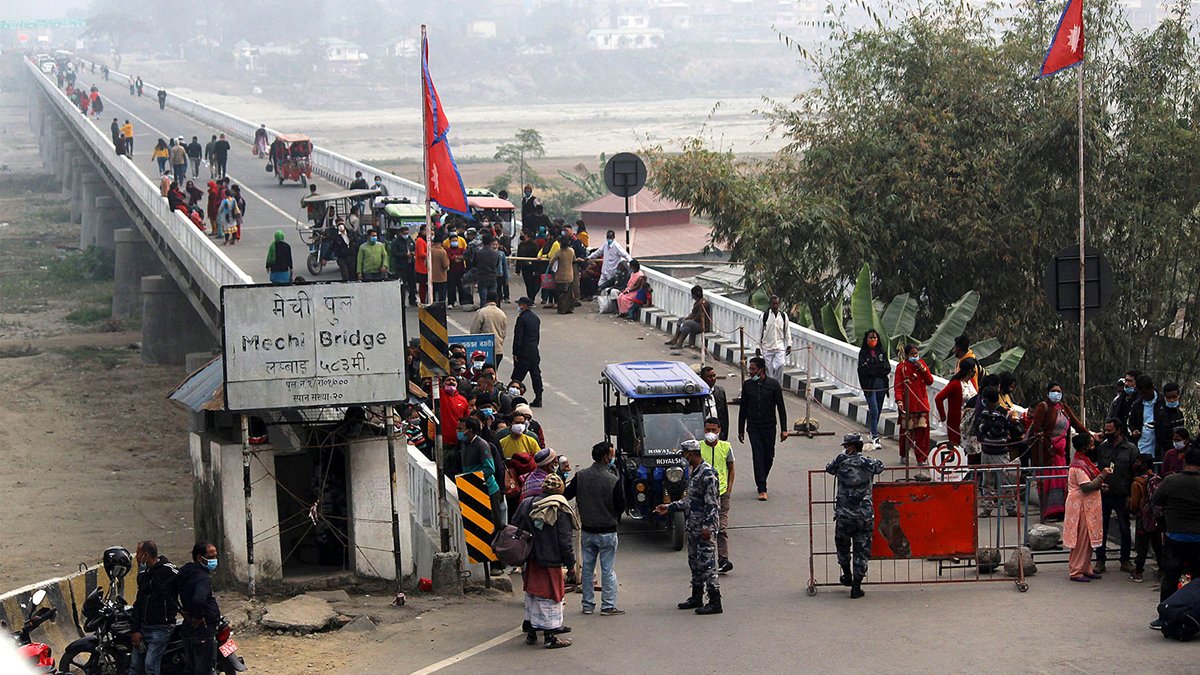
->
<box><xmin>700</xmin><ymin>440</ymin><xmax>732</xmax><ymax>494</ymax></box>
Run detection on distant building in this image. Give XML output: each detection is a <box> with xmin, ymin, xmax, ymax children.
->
<box><xmin>587</xmin><ymin>26</ymin><xmax>665</xmax><ymax>50</ymax></box>
<box><xmin>323</xmin><ymin>37</ymin><xmax>367</xmax><ymax>64</ymax></box>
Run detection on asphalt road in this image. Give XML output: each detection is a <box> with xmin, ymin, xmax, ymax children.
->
<box><xmin>74</xmin><ymin>72</ymin><xmax>338</xmax><ymax>284</ymax></box>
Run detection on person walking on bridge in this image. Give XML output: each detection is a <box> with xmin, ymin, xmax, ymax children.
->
<box><xmin>169</xmin><ymin>139</ymin><xmax>188</xmax><ymax>186</ymax></box>
<box><xmin>151</xmin><ymin>138</ymin><xmax>169</xmax><ymax>175</ymax></box>
<box><xmin>156</xmin><ymin>87</ymin><xmax>167</xmax><ymax>110</ymax></box>
<box><xmin>212</xmin><ymin>134</ymin><xmax>230</xmax><ymax>180</ymax></box>
<box><xmin>356</xmin><ymin>230</ymin><xmax>389</xmax><ymax>281</ymax></box>
<box><xmin>186</xmin><ymin>136</ymin><xmax>203</xmax><ymax>178</ymax></box>
<box><xmin>266</xmin><ymin>231</ymin><xmax>292</xmax><ymax>284</ymax></box>
<box><xmin>738</xmin><ymin>356</ymin><xmax>788</xmax><ymax>501</ymax></box>
<box><xmin>656</xmin><ymin>440</ymin><xmax>723</xmax><ymax>614</ymax></box>
<box><xmin>121</xmin><ymin>120</ymin><xmax>134</xmax><ymax>155</ymax></box>
<box><xmin>758</xmin><ymin>296</ymin><xmax>791</xmax><ymax>382</ymax></box>
<box><xmin>511</xmin><ymin>297</ymin><xmax>544</xmax><ymax>408</ymax></box>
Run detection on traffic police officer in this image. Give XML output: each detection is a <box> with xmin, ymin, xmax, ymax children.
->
<box><xmin>655</xmin><ymin>439</ymin><xmax>722</xmax><ymax>615</ymax></box>
<box><xmin>825</xmin><ymin>433</ymin><xmax>885</xmax><ymax>598</ymax></box>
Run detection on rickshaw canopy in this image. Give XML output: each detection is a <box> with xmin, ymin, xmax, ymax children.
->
<box><xmin>383</xmin><ymin>202</ymin><xmax>427</xmax><ymax>220</ymax></box>
<box><xmin>602</xmin><ymin>361</ymin><xmax>710</xmax><ymax>399</ymax></box>
<box><xmin>467</xmin><ymin>196</ymin><xmax>515</xmax><ymax>211</ymax></box>
<box><xmin>273</xmin><ymin>133</ymin><xmax>310</xmax><ymax>143</ymax></box>
<box><xmin>300</xmin><ymin>188</ymin><xmax>382</xmax><ymax>206</ymax></box>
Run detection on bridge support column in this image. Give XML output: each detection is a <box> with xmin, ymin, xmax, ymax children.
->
<box><xmin>113</xmin><ymin>228</ymin><xmax>163</xmax><ymax>320</ymax></box>
<box><xmin>79</xmin><ymin>174</ymin><xmax>109</xmax><ymax>248</ymax></box>
<box><xmin>141</xmin><ymin>275</ymin><xmax>217</xmax><ymax>366</ymax></box>
<box><xmin>56</xmin><ymin>135</ymin><xmax>74</xmax><ymax>192</ymax></box>
<box><xmin>69</xmin><ymin>159</ymin><xmax>87</xmax><ymax>225</ymax></box>
<box><xmin>92</xmin><ymin>197</ymin><xmax>131</xmax><ymax>251</ymax></box>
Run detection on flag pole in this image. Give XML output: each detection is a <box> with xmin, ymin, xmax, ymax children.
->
<box><xmin>1077</xmin><ymin>59</ymin><xmax>1087</xmax><ymax>427</ymax></box>
<box><xmin>422</xmin><ymin>23</ymin><xmax>450</xmax><ymax>553</ymax></box>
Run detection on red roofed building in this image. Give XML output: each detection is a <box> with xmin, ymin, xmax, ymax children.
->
<box><xmin>577</xmin><ymin>189</ymin><xmax>691</xmax><ymax>230</ymax></box>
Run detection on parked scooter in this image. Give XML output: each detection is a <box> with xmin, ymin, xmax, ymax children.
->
<box><xmin>59</xmin><ymin>548</ymin><xmax>246</xmax><ymax>675</ymax></box>
<box><xmin>3</xmin><ymin>588</ymin><xmax>59</xmax><ymax>673</ymax></box>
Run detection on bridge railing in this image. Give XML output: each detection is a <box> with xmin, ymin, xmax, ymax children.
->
<box><xmin>641</xmin><ymin>267</ymin><xmax>949</xmax><ymax>405</ymax></box>
<box><xmin>83</xmin><ymin>60</ymin><xmax>425</xmax><ymax>204</ymax></box>
<box><xmin>407</xmin><ymin>445</ymin><xmax>478</xmax><ymax>572</ymax></box>
<box><xmin>28</xmin><ymin>59</ymin><xmax>253</xmax><ymax>302</ymax></box>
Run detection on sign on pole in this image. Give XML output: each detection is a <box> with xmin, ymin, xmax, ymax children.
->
<box><xmin>1043</xmin><ymin>244</ymin><xmax>1113</xmax><ymax>322</ymax></box>
<box><xmin>221</xmin><ymin>281</ymin><xmax>407</xmax><ymax>411</ymax></box>
<box><xmin>604</xmin><ymin>152</ymin><xmax>647</xmax><ymax>255</ymax></box>
<box><xmin>448</xmin><ymin>333</ymin><xmax>496</xmax><ymax>365</ymax></box>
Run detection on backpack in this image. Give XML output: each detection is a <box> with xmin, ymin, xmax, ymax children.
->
<box><xmin>1139</xmin><ymin>473</ymin><xmax>1164</xmax><ymax>533</ymax></box>
<box><xmin>1158</xmin><ymin>577</ymin><xmax>1200</xmax><ymax>641</ymax></box>
<box><xmin>977</xmin><ymin>407</ymin><xmax>1011</xmax><ymax>453</ymax></box>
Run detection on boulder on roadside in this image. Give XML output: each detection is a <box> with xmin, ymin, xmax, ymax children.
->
<box><xmin>1004</xmin><ymin>546</ymin><xmax>1037</xmax><ymax>577</ymax></box>
<box><xmin>260</xmin><ymin>594</ymin><xmax>338</xmax><ymax>633</ymax></box>
<box><xmin>1027</xmin><ymin>524</ymin><xmax>1062</xmax><ymax>551</ymax></box>
<box><xmin>340</xmin><ymin>615</ymin><xmax>377</xmax><ymax>634</ymax></box>
<box><xmin>977</xmin><ymin>548</ymin><xmax>1002</xmax><ymax>574</ymax></box>
<box><xmin>305</xmin><ymin>589</ymin><xmax>351</xmax><ymax>603</ymax></box>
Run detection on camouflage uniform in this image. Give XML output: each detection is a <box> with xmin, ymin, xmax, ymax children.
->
<box><xmin>668</xmin><ymin>460</ymin><xmax>721</xmax><ymax>592</ymax></box>
<box><xmin>826</xmin><ymin>452</ymin><xmax>885</xmax><ymax>577</ymax></box>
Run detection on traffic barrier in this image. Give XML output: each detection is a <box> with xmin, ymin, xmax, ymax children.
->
<box><xmin>453</xmin><ymin>472</ymin><xmax>497</xmax><ymax>565</ymax></box>
<box><xmin>806</xmin><ymin>465</ymin><xmax>1030</xmax><ymax>595</ymax></box>
<box><xmin>419</xmin><ymin>302</ymin><xmax>449</xmax><ymax>378</ymax></box>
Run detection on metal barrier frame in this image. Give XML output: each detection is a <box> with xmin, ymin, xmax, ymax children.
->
<box><xmin>807</xmin><ymin>465</ymin><xmax>1030</xmax><ymax>595</ymax></box>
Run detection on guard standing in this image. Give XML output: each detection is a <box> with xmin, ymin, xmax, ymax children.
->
<box><xmin>825</xmin><ymin>433</ymin><xmax>885</xmax><ymax>599</ymax></box>
<box><xmin>655</xmin><ymin>440</ymin><xmax>722</xmax><ymax>615</ymax></box>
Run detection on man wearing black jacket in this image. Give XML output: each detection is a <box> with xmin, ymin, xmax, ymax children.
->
<box><xmin>510</xmin><ymin>297</ymin><xmax>543</xmax><ymax>407</ymax></box>
<box><xmin>700</xmin><ymin>366</ymin><xmax>729</xmax><ymax>441</ymax></box>
<box><xmin>738</xmin><ymin>356</ymin><xmax>788</xmax><ymax>501</ymax></box>
<box><xmin>567</xmin><ymin>442</ymin><xmax>626</xmax><ymax>615</ymax></box>
<box><xmin>1129</xmin><ymin>374</ymin><xmax>1172</xmax><ymax>460</ymax></box>
<box><xmin>169</xmin><ymin>542</ymin><xmax>221</xmax><ymax>675</ymax></box>
<box><xmin>130</xmin><ymin>541</ymin><xmax>177</xmax><ymax>675</ymax></box>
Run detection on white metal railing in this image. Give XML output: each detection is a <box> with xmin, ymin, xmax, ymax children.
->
<box><xmin>27</xmin><ymin>59</ymin><xmax>253</xmax><ymax>303</ymax></box>
<box><xmin>407</xmin><ymin>445</ymin><xmax>475</xmax><ymax>570</ymax></box>
<box><xmin>79</xmin><ymin>59</ymin><xmax>425</xmax><ymax>203</ymax></box>
<box><xmin>641</xmin><ymin>267</ymin><xmax>949</xmax><ymax>407</ymax></box>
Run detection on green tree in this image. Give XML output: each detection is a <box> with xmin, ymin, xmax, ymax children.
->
<box><xmin>649</xmin><ymin>0</ymin><xmax>1200</xmax><ymax>420</ymax></box>
<box><xmin>494</xmin><ymin>128</ymin><xmax>547</xmax><ymax>193</ymax></box>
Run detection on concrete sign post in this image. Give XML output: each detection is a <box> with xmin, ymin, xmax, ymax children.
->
<box><xmin>221</xmin><ymin>280</ymin><xmax>407</xmax><ymax>411</ymax></box>
<box><xmin>604</xmin><ymin>152</ymin><xmax>647</xmax><ymax>256</ymax></box>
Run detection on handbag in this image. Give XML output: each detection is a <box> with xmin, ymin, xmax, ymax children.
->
<box><xmin>540</xmin><ymin>273</ymin><xmax>556</xmax><ymax>290</ymax></box>
<box><xmin>492</xmin><ymin>524</ymin><xmax>533</xmax><ymax>566</ymax></box>
<box><xmin>265</xmin><ymin>162</ymin><xmax>273</xmax><ymax>172</ymax></box>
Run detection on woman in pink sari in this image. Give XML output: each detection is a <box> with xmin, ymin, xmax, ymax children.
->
<box><xmin>616</xmin><ymin>259</ymin><xmax>649</xmax><ymax>318</ymax></box>
<box><xmin>1024</xmin><ymin>381</ymin><xmax>1088</xmax><ymax>520</ymax></box>
<box><xmin>1063</xmin><ymin>433</ymin><xmax>1111</xmax><ymax>581</ymax></box>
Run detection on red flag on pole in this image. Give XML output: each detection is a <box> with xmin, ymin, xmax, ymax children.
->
<box><xmin>1036</xmin><ymin>0</ymin><xmax>1084</xmax><ymax>79</ymax></box>
<box><xmin>422</xmin><ymin>36</ymin><xmax>469</xmax><ymax>217</ymax></box>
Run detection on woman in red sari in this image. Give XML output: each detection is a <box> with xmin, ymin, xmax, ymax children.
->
<box><xmin>1064</xmin><ymin>434</ymin><xmax>1111</xmax><ymax>581</ymax></box>
<box><xmin>1024</xmin><ymin>381</ymin><xmax>1089</xmax><ymax>520</ymax></box>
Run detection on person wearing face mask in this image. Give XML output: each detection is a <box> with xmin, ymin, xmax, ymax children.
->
<box><xmin>445</xmin><ymin>224</ymin><xmax>468</xmax><ymax>307</ymax></box>
<box><xmin>167</xmin><ymin>542</ymin><xmax>221</xmax><ymax>675</ymax></box>
<box><xmin>1161</xmin><ymin>428</ymin><xmax>1190</xmax><ymax>476</ymax></box>
<box><xmin>1064</xmin><ymin>434</ymin><xmax>1112</xmax><ymax>582</ymax></box>
<box><xmin>738</xmin><ymin>356</ymin><xmax>788</xmax><ymax>501</ymax></box>
<box><xmin>826</xmin><ymin>433</ymin><xmax>885</xmax><ymax>598</ymax></box>
<box><xmin>1108</xmin><ymin>369</ymin><xmax>1141</xmax><ymax>433</ymax></box>
<box><xmin>894</xmin><ymin>344</ymin><xmax>934</xmax><ymax>466</ymax></box>
<box><xmin>511</xmin><ymin>297</ymin><xmax>544</xmax><ymax>407</ymax></box>
<box><xmin>440</xmin><ymin>376</ymin><xmax>469</xmax><ymax>473</ymax></box>
<box><xmin>1095</xmin><ymin>417</ymin><xmax>1139</xmax><ymax>574</ymax></box>
<box><xmin>521</xmin><ymin>183</ymin><xmax>539</xmax><ymax>224</ymax></box>
<box><xmin>1026</xmin><ymin>381</ymin><xmax>1089</xmax><ymax>521</ymax></box>
<box><xmin>471</xmin><ymin>291</ymin><xmax>508</xmax><ymax>368</ymax></box>
<box><xmin>1162</xmin><ymin>382</ymin><xmax>1185</xmax><ymax>443</ymax></box>
<box><xmin>457</xmin><ymin>416</ymin><xmax>504</xmax><ymax>576</ymax></box>
<box><xmin>562</xmin><ymin>441</ymin><xmax>626</xmax><ymax>616</ymax></box>
<box><xmin>857</xmin><ymin>329</ymin><xmax>890</xmax><ymax>450</ymax></box>
<box><xmin>699</xmin><ymin>417</ymin><xmax>735</xmax><ymax>573</ymax></box>
<box><xmin>129</xmin><ymin>540</ymin><xmax>178</xmax><ymax>675</ymax></box>
<box><xmin>758</xmin><ymin>296</ymin><xmax>792</xmax><ymax>383</ymax></box>
<box><xmin>1128</xmin><ymin>374</ymin><xmax>1171</xmax><ymax>460</ymax></box>
<box><xmin>501</xmin><ymin>412</ymin><xmax>541</xmax><ymax>458</ymax></box>
<box><xmin>356</xmin><ymin>229</ymin><xmax>389</xmax><ymax>281</ymax></box>
<box><xmin>330</xmin><ymin>219</ymin><xmax>358</xmax><ymax>282</ymax></box>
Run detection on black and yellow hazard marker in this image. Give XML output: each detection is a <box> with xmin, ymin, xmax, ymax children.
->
<box><xmin>454</xmin><ymin>471</ymin><xmax>497</xmax><ymax>564</ymax></box>
<box><xmin>419</xmin><ymin>301</ymin><xmax>450</xmax><ymax>378</ymax></box>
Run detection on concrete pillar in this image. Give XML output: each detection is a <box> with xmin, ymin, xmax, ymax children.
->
<box><xmin>59</xmin><ymin>143</ymin><xmax>76</xmax><ymax>195</ymax></box>
<box><xmin>141</xmin><ymin>274</ymin><xmax>217</xmax><ymax>365</ymax></box>
<box><xmin>69</xmin><ymin>159</ymin><xmax>87</xmax><ymax>225</ymax></box>
<box><xmin>112</xmin><ymin>228</ymin><xmax>163</xmax><ymax>320</ymax></box>
<box><xmin>92</xmin><ymin>196</ymin><xmax>131</xmax><ymax>251</ymax></box>
<box><xmin>79</xmin><ymin>174</ymin><xmax>108</xmax><ymax>248</ymax></box>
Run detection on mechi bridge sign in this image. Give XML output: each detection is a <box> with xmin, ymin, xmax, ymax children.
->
<box><xmin>221</xmin><ymin>281</ymin><xmax>407</xmax><ymax>411</ymax></box>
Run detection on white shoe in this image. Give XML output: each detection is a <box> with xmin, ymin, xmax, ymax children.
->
<box><xmin>872</xmin><ymin>437</ymin><xmax>881</xmax><ymax>451</ymax></box>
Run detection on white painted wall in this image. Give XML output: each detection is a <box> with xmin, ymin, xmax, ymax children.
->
<box><xmin>217</xmin><ymin>439</ymin><xmax>283</xmax><ymax>584</ymax></box>
<box><xmin>346</xmin><ymin>437</ymin><xmax>413</xmax><ymax>583</ymax></box>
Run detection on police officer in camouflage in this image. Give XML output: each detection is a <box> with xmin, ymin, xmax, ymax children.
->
<box><xmin>655</xmin><ymin>439</ymin><xmax>722</xmax><ymax>615</ymax></box>
<box><xmin>826</xmin><ymin>433</ymin><xmax>885</xmax><ymax>599</ymax></box>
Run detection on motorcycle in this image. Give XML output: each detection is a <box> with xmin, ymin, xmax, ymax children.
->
<box><xmin>60</xmin><ymin>586</ymin><xmax>245</xmax><ymax>675</ymax></box>
<box><xmin>3</xmin><ymin>588</ymin><xmax>59</xmax><ymax>673</ymax></box>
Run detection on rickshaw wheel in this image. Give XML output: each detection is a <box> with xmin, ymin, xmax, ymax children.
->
<box><xmin>306</xmin><ymin>251</ymin><xmax>322</xmax><ymax>276</ymax></box>
<box><xmin>671</xmin><ymin>511</ymin><xmax>685</xmax><ymax>551</ymax></box>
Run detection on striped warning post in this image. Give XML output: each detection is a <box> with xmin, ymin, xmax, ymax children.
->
<box><xmin>454</xmin><ymin>471</ymin><xmax>497</xmax><ymax>564</ymax></box>
<box><xmin>420</xmin><ymin>301</ymin><xmax>450</xmax><ymax>379</ymax></box>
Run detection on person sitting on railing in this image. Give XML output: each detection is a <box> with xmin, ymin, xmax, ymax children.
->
<box><xmin>664</xmin><ymin>285</ymin><xmax>711</xmax><ymax>350</ymax></box>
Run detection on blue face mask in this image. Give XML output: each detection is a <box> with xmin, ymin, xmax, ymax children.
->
<box><xmin>1048</xmin><ymin>391</ymin><xmax>1063</xmax><ymax>404</ymax></box>
<box><xmin>369</xmin><ymin>236</ymin><xmax>377</xmax><ymax>244</ymax></box>
<box><xmin>607</xmin><ymin>237</ymin><xmax>614</xmax><ymax>244</ymax></box>
<box><xmin>203</xmin><ymin>558</ymin><xmax>218</xmax><ymax>572</ymax></box>
<box><xmin>456</xmin><ymin>431</ymin><xmax>468</xmax><ymax>441</ymax></box>
<box><xmin>1125</xmin><ymin>386</ymin><xmax>1136</xmax><ymax>395</ymax></box>
<box><xmin>1166</xmin><ymin>400</ymin><xmax>1180</xmax><ymax>409</ymax></box>
<box><xmin>608</xmin><ymin>457</ymin><xmax>616</xmax><ymax>468</ymax></box>
<box><xmin>562</xmin><ymin>471</ymin><xmax>571</xmax><ymax>481</ymax></box>
<box><xmin>481</xmin><ymin>408</ymin><xmax>494</xmax><ymax>418</ymax></box>
<box><xmin>908</xmin><ymin>356</ymin><xmax>919</xmax><ymax>364</ymax></box>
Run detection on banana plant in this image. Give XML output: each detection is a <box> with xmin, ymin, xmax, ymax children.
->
<box><xmin>918</xmin><ymin>290</ymin><xmax>980</xmax><ymax>362</ymax></box>
<box><xmin>821</xmin><ymin>300</ymin><xmax>849</xmax><ymax>343</ymax></box>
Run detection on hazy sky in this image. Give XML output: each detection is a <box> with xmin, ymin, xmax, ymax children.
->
<box><xmin>0</xmin><ymin>0</ymin><xmax>82</xmax><ymax>20</ymax></box>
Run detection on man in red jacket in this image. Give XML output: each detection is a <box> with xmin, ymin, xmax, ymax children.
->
<box><xmin>894</xmin><ymin>344</ymin><xmax>935</xmax><ymax>465</ymax></box>
<box><xmin>439</xmin><ymin>376</ymin><xmax>469</xmax><ymax>473</ymax></box>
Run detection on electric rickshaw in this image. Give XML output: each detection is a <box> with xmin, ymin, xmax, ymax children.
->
<box><xmin>269</xmin><ymin>133</ymin><xmax>313</xmax><ymax>186</ymax></box>
<box><xmin>296</xmin><ymin>187</ymin><xmax>382</xmax><ymax>276</ymax></box>
<box><xmin>601</xmin><ymin>361</ymin><xmax>710</xmax><ymax>550</ymax></box>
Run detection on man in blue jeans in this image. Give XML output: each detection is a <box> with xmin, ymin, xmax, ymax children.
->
<box><xmin>129</xmin><ymin>541</ymin><xmax>178</xmax><ymax>675</ymax></box>
<box><xmin>566</xmin><ymin>441</ymin><xmax>626</xmax><ymax>615</ymax></box>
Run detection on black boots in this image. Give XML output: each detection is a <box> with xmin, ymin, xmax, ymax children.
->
<box><xmin>677</xmin><ymin>584</ymin><xmax>703</xmax><ymax>610</ymax></box>
<box><xmin>850</xmin><ymin>575</ymin><xmax>865</xmax><ymax>599</ymax></box>
<box><xmin>696</xmin><ymin>587</ymin><xmax>723</xmax><ymax>615</ymax></box>
<box><xmin>840</xmin><ymin>564</ymin><xmax>852</xmax><ymax>587</ymax></box>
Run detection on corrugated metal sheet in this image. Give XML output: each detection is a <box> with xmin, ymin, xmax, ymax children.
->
<box><xmin>168</xmin><ymin>356</ymin><xmax>225</xmax><ymax>412</ymax></box>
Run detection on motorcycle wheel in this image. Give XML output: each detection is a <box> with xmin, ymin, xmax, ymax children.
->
<box><xmin>671</xmin><ymin>510</ymin><xmax>685</xmax><ymax>551</ymax></box>
<box><xmin>306</xmin><ymin>251</ymin><xmax>322</xmax><ymax>276</ymax></box>
<box><xmin>60</xmin><ymin>644</ymin><xmax>121</xmax><ymax>675</ymax></box>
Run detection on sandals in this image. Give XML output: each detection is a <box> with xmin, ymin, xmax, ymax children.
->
<box><xmin>545</xmin><ymin>635</ymin><xmax>572</xmax><ymax>649</ymax></box>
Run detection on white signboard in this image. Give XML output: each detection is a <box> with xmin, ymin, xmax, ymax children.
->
<box><xmin>222</xmin><ymin>281</ymin><xmax>406</xmax><ymax>411</ymax></box>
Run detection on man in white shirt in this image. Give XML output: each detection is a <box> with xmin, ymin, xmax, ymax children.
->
<box><xmin>758</xmin><ymin>296</ymin><xmax>791</xmax><ymax>383</ymax></box>
<box><xmin>588</xmin><ymin>229</ymin><xmax>631</xmax><ymax>290</ymax></box>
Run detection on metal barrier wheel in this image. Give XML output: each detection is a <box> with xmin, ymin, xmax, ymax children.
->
<box><xmin>1016</xmin><ymin>581</ymin><xmax>1029</xmax><ymax>592</ymax></box>
<box><xmin>806</xmin><ymin>583</ymin><xmax>817</xmax><ymax>597</ymax></box>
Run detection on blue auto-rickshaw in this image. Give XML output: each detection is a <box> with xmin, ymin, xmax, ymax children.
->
<box><xmin>601</xmin><ymin>361</ymin><xmax>710</xmax><ymax>550</ymax></box>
